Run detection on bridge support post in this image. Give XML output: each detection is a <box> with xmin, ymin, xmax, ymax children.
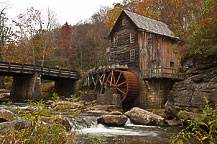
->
<box><xmin>10</xmin><ymin>74</ymin><xmax>42</xmax><ymax>102</ymax></box>
<box><xmin>54</xmin><ymin>79</ymin><xmax>76</xmax><ymax>97</ymax></box>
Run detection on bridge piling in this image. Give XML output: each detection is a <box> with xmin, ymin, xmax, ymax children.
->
<box><xmin>54</xmin><ymin>79</ymin><xmax>76</xmax><ymax>97</ymax></box>
<box><xmin>10</xmin><ymin>73</ymin><xmax>42</xmax><ymax>102</ymax></box>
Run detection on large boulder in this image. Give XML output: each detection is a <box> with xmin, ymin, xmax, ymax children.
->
<box><xmin>0</xmin><ymin>109</ymin><xmax>17</xmax><ymax>122</ymax></box>
<box><xmin>166</xmin><ymin>55</ymin><xmax>217</xmax><ymax>116</ymax></box>
<box><xmin>89</xmin><ymin>104</ymin><xmax>123</xmax><ymax>112</ymax></box>
<box><xmin>42</xmin><ymin>115</ymin><xmax>72</xmax><ymax>131</ymax></box>
<box><xmin>0</xmin><ymin>119</ymin><xmax>30</xmax><ymax>133</ymax></box>
<box><xmin>0</xmin><ymin>90</ymin><xmax>10</xmax><ymax>103</ymax></box>
<box><xmin>86</xmin><ymin>110</ymin><xmax>109</xmax><ymax>116</ymax></box>
<box><xmin>125</xmin><ymin>107</ymin><xmax>166</xmax><ymax>126</ymax></box>
<box><xmin>97</xmin><ymin>114</ymin><xmax>128</xmax><ymax>127</ymax></box>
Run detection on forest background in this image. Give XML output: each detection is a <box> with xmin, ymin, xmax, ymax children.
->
<box><xmin>0</xmin><ymin>0</ymin><xmax>216</xmax><ymax>72</ymax></box>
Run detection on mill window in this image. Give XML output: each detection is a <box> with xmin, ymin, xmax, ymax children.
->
<box><xmin>113</xmin><ymin>36</ymin><xmax>118</xmax><ymax>47</ymax></box>
<box><xmin>122</xmin><ymin>18</ymin><xmax>126</xmax><ymax>26</ymax></box>
<box><xmin>170</xmin><ymin>61</ymin><xmax>174</xmax><ymax>68</ymax></box>
<box><xmin>130</xmin><ymin>49</ymin><xmax>135</xmax><ymax>62</ymax></box>
<box><xmin>148</xmin><ymin>38</ymin><xmax>153</xmax><ymax>46</ymax></box>
<box><xmin>130</xmin><ymin>32</ymin><xmax>135</xmax><ymax>43</ymax></box>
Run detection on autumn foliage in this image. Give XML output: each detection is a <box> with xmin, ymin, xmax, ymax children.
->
<box><xmin>106</xmin><ymin>0</ymin><xmax>217</xmax><ymax>56</ymax></box>
<box><xmin>60</xmin><ymin>22</ymin><xmax>72</xmax><ymax>49</ymax></box>
<box><xmin>0</xmin><ymin>7</ymin><xmax>57</xmax><ymax>65</ymax></box>
<box><xmin>0</xmin><ymin>0</ymin><xmax>216</xmax><ymax>71</ymax></box>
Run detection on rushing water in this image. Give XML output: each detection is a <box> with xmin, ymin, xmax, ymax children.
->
<box><xmin>1</xmin><ymin>103</ymin><xmax>180</xmax><ymax>144</ymax></box>
<box><xmin>71</xmin><ymin>114</ymin><xmax>180</xmax><ymax>144</ymax></box>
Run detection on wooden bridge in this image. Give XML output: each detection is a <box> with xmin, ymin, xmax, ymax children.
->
<box><xmin>0</xmin><ymin>62</ymin><xmax>79</xmax><ymax>102</ymax></box>
<box><xmin>0</xmin><ymin>61</ymin><xmax>79</xmax><ymax>80</ymax></box>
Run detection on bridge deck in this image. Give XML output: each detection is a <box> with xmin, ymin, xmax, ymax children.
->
<box><xmin>0</xmin><ymin>62</ymin><xmax>79</xmax><ymax>80</ymax></box>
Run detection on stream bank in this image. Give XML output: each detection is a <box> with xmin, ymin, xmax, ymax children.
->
<box><xmin>0</xmin><ymin>100</ymin><xmax>181</xmax><ymax>144</ymax></box>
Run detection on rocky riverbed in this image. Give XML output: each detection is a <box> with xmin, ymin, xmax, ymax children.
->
<box><xmin>0</xmin><ymin>98</ymin><xmax>183</xmax><ymax>144</ymax></box>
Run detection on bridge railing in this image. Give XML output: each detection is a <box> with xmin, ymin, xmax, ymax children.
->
<box><xmin>143</xmin><ymin>67</ymin><xmax>184</xmax><ymax>80</ymax></box>
<box><xmin>0</xmin><ymin>62</ymin><xmax>79</xmax><ymax>79</ymax></box>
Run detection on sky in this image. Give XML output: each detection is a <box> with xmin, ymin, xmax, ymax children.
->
<box><xmin>2</xmin><ymin>0</ymin><xmax>122</xmax><ymax>25</ymax></box>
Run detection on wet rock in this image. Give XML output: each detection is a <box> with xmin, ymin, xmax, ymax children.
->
<box><xmin>166</xmin><ymin>55</ymin><xmax>217</xmax><ymax>116</ymax></box>
<box><xmin>125</xmin><ymin>107</ymin><xmax>166</xmax><ymax>126</ymax></box>
<box><xmin>0</xmin><ymin>89</ymin><xmax>10</xmax><ymax>93</ymax></box>
<box><xmin>0</xmin><ymin>109</ymin><xmax>17</xmax><ymax>122</ymax></box>
<box><xmin>109</xmin><ymin>111</ymin><xmax>123</xmax><ymax>115</ymax></box>
<box><xmin>86</xmin><ymin>110</ymin><xmax>109</xmax><ymax>116</ymax></box>
<box><xmin>165</xmin><ymin>119</ymin><xmax>179</xmax><ymax>126</ymax></box>
<box><xmin>0</xmin><ymin>119</ymin><xmax>30</xmax><ymax>133</ymax></box>
<box><xmin>51</xmin><ymin>100</ymin><xmax>73</xmax><ymax>107</ymax></box>
<box><xmin>43</xmin><ymin>115</ymin><xmax>71</xmax><ymax>131</ymax></box>
<box><xmin>0</xmin><ymin>92</ymin><xmax>10</xmax><ymax>103</ymax></box>
<box><xmin>91</xmin><ymin>105</ymin><xmax>123</xmax><ymax>112</ymax></box>
<box><xmin>178</xmin><ymin>110</ymin><xmax>202</xmax><ymax>121</ymax></box>
<box><xmin>51</xmin><ymin>100</ymin><xmax>85</xmax><ymax>111</ymax></box>
<box><xmin>81</xmin><ymin>93</ymin><xmax>97</xmax><ymax>102</ymax></box>
<box><xmin>97</xmin><ymin>114</ymin><xmax>128</xmax><ymax>127</ymax></box>
<box><xmin>0</xmin><ymin>93</ymin><xmax>10</xmax><ymax>98</ymax></box>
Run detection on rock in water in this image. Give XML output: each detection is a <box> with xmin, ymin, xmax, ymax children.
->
<box><xmin>97</xmin><ymin>114</ymin><xmax>128</xmax><ymax>126</ymax></box>
<box><xmin>0</xmin><ymin>109</ymin><xmax>17</xmax><ymax>122</ymax></box>
<box><xmin>125</xmin><ymin>107</ymin><xmax>166</xmax><ymax>126</ymax></box>
<box><xmin>0</xmin><ymin>119</ymin><xmax>30</xmax><ymax>133</ymax></box>
<box><xmin>42</xmin><ymin>115</ymin><xmax>72</xmax><ymax>131</ymax></box>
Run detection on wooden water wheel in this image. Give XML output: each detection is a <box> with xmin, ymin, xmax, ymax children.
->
<box><xmin>105</xmin><ymin>70</ymin><xmax>139</xmax><ymax>103</ymax></box>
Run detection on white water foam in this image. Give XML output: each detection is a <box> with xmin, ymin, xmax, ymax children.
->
<box><xmin>78</xmin><ymin>122</ymin><xmax>158</xmax><ymax>137</ymax></box>
<box><xmin>124</xmin><ymin>119</ymin><xmax>160</xmax><ymax>128</ymax></box>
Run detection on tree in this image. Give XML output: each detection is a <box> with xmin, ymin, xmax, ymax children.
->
<box><xmin>107</xmin><ymin>0</ymin><xmax>204</xmax><ymax>39</ymax></box>
<box><xmin>58</xmin><ymin>22</ymin><xmax>73</xmax><ymax>67</ymax></box>
<box><xmin>0</xmin><ymin>4</ymin><xmax>11</xmax><ymax>61</ymax></box>
<box><xmin>2</xmin><ymin>7</ymin><xmax>59</xmax><ymax>65</ymax></box>
<box><xmin>183</xmin><ymin>0</ymin><xmax>217</xmax><ymax>56</ymax></box>
<box><xmin>52</xmin><ymin>7</ymin><xmax>110</xmax><ymax>71</ymax></box>
<box><xmin>0</xmin><ymin>4</ymin><xmax>10</xmax><ymax>88</ymax></box>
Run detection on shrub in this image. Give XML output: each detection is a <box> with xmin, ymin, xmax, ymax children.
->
<box><xmin>41</xmin><ymin>81</ymin><xmax>55</xmax><ymax>98</ymax></box>
<box><xmin>182</xmin><ymin>0</ymin><xmax>217</xmax><ymax>57</ymax></box>
<box><xmin>0</xmin><ymin>100</ymin><xmax>76</xmax><ymax>144</ymax></box>
<box><xmin>170</xmin><ymin>97</ymin><xmax>217</xmax><ymax>144</ymax></box>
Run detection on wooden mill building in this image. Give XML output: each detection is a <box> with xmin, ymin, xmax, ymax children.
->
<box><xmin>107</xmin><ymin>10</ymin><xmax>181</xmax><ymax>109</ymax></box>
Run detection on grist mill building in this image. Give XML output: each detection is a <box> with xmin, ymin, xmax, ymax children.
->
<box><xmin>106</xmin><ymin>10</ymin><xmax>181</xmax><ymax>109</ymax></box>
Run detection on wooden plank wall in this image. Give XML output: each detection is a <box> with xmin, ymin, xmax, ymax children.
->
<box><xmin>109</xmin><ymin>13</ymin><xmax>140</xmax><ymax>76</ymax></box>
<box><xmin>138</xmin><ymin>31</ymin><xmax>179</xmax><ymax>75</ymax></box>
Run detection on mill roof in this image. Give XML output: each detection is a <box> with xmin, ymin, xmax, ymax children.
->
<box><xmin>109</xmin><ymin>10</ymin><xmax>177</xmax><ymax>39</ymax></box>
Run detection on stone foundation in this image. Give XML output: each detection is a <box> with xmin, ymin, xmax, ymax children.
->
<box><xmin>80</xmin><ymin>93</ymin><xmax>97</xmax><ymax>102</ymax></box>
<box><xmin>133</xmin><ymin>79</ymin><xmax>175</xmax><ymax>109</ymax></box>
<box><xmin>97</xmin><ymin>88</ymin><xmax>122</xmax><ymax>110</ymax></box>
<box><xmin>10</xmin><ymin>74</ymin><xmax>41</xmax><ymax>101</ymax></box>
<box><xmin>54</xmin><ymin>79</ymin><xmax>76</xmax><ymax>97</ymax></box>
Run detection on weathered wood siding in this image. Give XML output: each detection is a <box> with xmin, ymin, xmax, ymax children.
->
<box><xmin>109</xmin><ymin>13</ymin><xmax>140</xmax><ymax>75</ymax></box>
<box><xmin>136</xmin><ymin>31</ymin><xmax>179</xmax><ymax>108</ymax></box>
<box><xmin>138</xmin><ymin>31</ymin><xmax>179</xmax><ymax>75</ymax></box>
<box><xmin>109</xmin><ymin>12</ymin><xmax>179</xmax><ymax>109</ymax></box>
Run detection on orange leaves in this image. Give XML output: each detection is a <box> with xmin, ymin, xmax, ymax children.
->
<box><xmin>136</xmin><ymin>0</ymin><xmax>161</xmax><ymax>20</ymax></box>
<box><xmin>106</xmin><ymin>5</ymin><xmax>122</xmax><ymax>29</ymax></box>
<box><xmin>107</xmin><ymin>0</ymin><xmax>205</xmax><ymax>39</ymax></box>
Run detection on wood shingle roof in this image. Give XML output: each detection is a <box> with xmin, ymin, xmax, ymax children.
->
<box><xmin>109</xmin><ymin>10</ymin><xmax>178</xmax><ymax>39</ymax></box>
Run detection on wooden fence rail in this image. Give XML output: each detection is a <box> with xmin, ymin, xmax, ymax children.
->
<box><xmin>143</xmin><ymin>67</ymin><xmax>184</xmax><ymax>80</ymax></box>
<box><xmin>0</xmin><ymin>62</ymin><xmax>79</xmax><ymax>79</ymax></box>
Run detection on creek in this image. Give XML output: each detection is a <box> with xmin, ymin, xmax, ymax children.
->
<box><xmin>70</xmin><ymin>114</ymin><xmax>179</xmax><ymax>144</ymax></box>
<box><xmin>0</xmin><ymin>103</ymin><xmax>180</xmax><ymax>144</ymax></box>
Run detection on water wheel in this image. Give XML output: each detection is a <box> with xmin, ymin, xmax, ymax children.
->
<box><xmin>105</xmin><ymin>70</ymin><xmax>139</xmax><ymax>103</ymax></box>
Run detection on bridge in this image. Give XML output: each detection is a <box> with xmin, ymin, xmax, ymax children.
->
<box><xmin>0</xmin><ymin>62</ymin><xmax>80</xmax><ymax>102</ymax></box>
